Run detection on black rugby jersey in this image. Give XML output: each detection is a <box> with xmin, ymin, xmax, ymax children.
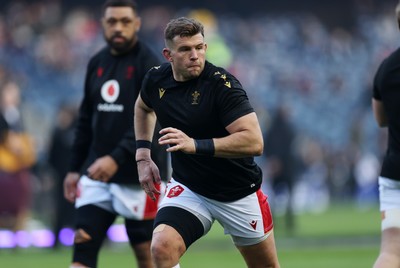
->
<box><xmin>69</xmin><ymin>41</ymin><xmax>167</xmax><ymax>184</ymax></box>
<box><xmin>373</xmin><ymin>47</ymin><xmax>400</xmax><ymax>181</ymax></box>
<box><xmin>141</xmin><ymin>61</ymin><xmax>263</xmax><ymax>201</ymax></box>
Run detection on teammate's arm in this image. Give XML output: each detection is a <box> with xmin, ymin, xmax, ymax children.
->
<box><xmin>372</xmin><ymin>98</ymin><xmax>388</xmax><ymax>127</ymax></box>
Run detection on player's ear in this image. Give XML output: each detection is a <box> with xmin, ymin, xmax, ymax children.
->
<box><xmin>396</xmin><ymin>1</ymin><xmax>400</xmax><ymax>30</ymax></box>
<box><xmin>134</xmin><ymin>17</ymin><xmax>141</xmax><ymax>32</ymax></box>
<box><xmin>162</xmin><ymin>48</ymin><xmax>172</xmax><ymax>62</ymax></box>
<box><xmin>101</xmin><ymin>17</ymin><xmax>106</xmax><ymax>28</ymax></box>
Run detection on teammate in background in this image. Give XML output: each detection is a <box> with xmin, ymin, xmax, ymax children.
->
<box><xmin>63</xmin><ymin>1</ymin><xmax>167</xmax><ymax>267</ymax></box>
<box><xmin>263</xmin><ymin>105</ymin><xmax>297</xmax><ymax>234</ymax></box>
<box><xmin>47</xmin><ymin>104</ymin><xmax>77</xmax><ymax>249</ymax></box>
<box><xmin>134</xmin><ymin>17</ymin><xmax>280</xmax><ymax>268</ymax></box>
<box><xmin>0</xmin><ymin>81</ymin><xmax>36</xmax><ymax>233</ymax></box>
<box><xmin>372</xmin><ymin>2</ymin><xmax>400</xmax><ymax>267</ymax></box>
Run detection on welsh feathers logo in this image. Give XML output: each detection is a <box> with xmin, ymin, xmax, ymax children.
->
<box><xmin>167</xmin><ymin>185</ymin><xmax>184</xmax><ymax>198</ymax></box>
<box><xmin>101</xmin><ymin>80</ymin><xmax>120</xmax><ymax>103</ymax></box>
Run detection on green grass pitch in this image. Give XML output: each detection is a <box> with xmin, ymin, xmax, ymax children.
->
<box><xmin>0</xmin><ymin>203</ymin><xmax>381</xmax><ymax>268</ymax></box>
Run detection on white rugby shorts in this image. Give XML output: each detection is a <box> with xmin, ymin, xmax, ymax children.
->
<box><xmin>75</xmin><ymin>175</ymin><xmax>165</xmax><ymax>220</ymax></box>
<box><xmin>379</xmin><ymin>176</ymin><xmax>400</xmax><ymax>211</ymax></box>
<box><xmin>159</xmin><ymin>178</ymin><xmax>274</xmax><ymax>240</ymax></box>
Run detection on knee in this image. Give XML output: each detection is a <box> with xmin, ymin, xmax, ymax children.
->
<box><xmin>150</xmin><ymin>231</ymin><xmax>185</xmax><ymax>266</ymax></box>
<box><xmin>72</xmin><ymin>228</ymin><xmax>101</xmax><ymax>268</ymax></box>
<box><xmin>74</xmin><ymin>228</ymin><xmax>92</xmax><ymax>244</ymax></box>
<box><xmin>151</xmin><ymin>242</ymin><xmax>184</xmax><ymax>268</ymax></box>
<box><xmin>151</xmin><ymin>240</ymin><xmax>171</xmax><ymax>264</ymax></box>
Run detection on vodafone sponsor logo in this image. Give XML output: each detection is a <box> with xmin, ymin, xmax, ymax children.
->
<box><xmin>98</xmin><ymin>80</ymin><xmax>124</xmax><ymax>112</ymax></box>
<box><xmin>101</xmin><ymin>80</ymin><xmax>120</xmax><ymax>102</ymax></box>
<box><xmin>98</xmin><ymin>103</ymin><xmax>124</xmax><ymax>112</ymax></box>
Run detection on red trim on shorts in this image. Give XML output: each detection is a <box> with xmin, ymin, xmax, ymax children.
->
<box><xmin>143</xmin><ymin>183</ymin><xmax>161</xmax><ymax>219</ymax></box>
<box><xmin>256</xmin><ymin>189</ymin><xmax>274</xmax><ymax>233</ymax></box>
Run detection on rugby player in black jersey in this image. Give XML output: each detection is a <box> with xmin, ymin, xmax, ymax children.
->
<box><xmin>134</xmin><ymin>17</ymin><xmax>280</xmax><ymax>268</ymax></box>
<box><xmin>372</xmin><ymin>2</ymin><xmax>400</xmax><ymax>267</ymax></box>
<box><xmin>63</xmin><ymin>1</ymin><xmax>167</xmax><ymax>267</ymax></box>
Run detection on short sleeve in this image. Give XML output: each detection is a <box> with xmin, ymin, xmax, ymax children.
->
<box><xmin>215</xmin><ymin>74</ymin><xmax>254</xmax><ymax>127</ymax></box>
<box><xmin>140</xmin><ymin>70</ymin><xmax>153</xmax><ymax>109</ymax></box>
<box><xmin>373</xmin><ymin>60</ymin><xmax>386</xmax><ymax>101</ymax></box>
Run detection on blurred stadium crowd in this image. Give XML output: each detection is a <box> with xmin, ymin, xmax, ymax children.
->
<box><xmin>0</xmin><ymin>0</ymin><xmax>398</xmax><ymax>240</ymax></box>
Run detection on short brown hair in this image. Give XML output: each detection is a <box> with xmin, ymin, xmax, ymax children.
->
<box><xmin>164</xmin><ymin>17</ymin><xmax>204</xmax><ymax>42</ymax></box>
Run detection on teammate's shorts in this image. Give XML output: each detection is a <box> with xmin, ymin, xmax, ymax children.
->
<box><xmin>379</xmin><ymin>176</ymin><xmax>400</xmax><ymax>212</ymax></box>
<box><xmin>75</xmin><ymin>175</ymin><xmax>165</xmax><ymax>220</ymax></box>
<box><xmin>159</xmin><ymin>178</ymin><xmax>273</xmax><ymax>240</ymax></box>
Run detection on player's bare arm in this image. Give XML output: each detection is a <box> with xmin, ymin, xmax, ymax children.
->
<box><xmin>372</xmin><ymin>98</ymin><xmax>388</xmax><ymax>127</ymax></box>
<box><xmin>134</xmin><ymin>95</ymin><xmax>157</xmax><ymax>146</ymax></box>
<box><xmin>159</xmin><ymin>112</ymin><xmax>263</xmax><ymax>158</ymax></box>
<box><xmin>214</xmin><ymin>112</ymin><xmax>263</xmax><ymax>158</ymax></box>
<box><xmin>134</xmin><ymin>95</ymin><xmax>161</xmax><ymax>200</ymax></box>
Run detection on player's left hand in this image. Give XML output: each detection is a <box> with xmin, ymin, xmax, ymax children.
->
<box><xmin>159</xmin><ymin>127</ymin><xmax>196</xmax><ymax>154</ymax></box>
<box><xmin>63</xmin><ymin>172</ymin><xmax>80</xmax><ymax>203</ymax></box>
<box><xmin>87</xmin><ymin>155</ymin><xmax>118</xmax><ymax>182</ymax></box>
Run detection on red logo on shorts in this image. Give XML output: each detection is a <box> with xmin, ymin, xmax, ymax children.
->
<box><xmin>167</xmin><ymin>185</ymin><xmax>184</xmax><ymax>198</ymax></box>
<box><xmin>250</xmin><ymin>220</ymin><xmax>258</xmax><ymax>230</ymax></box>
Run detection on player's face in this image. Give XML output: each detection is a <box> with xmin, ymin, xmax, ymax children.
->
<box><xmin>102</xmin><ymin>6</ymin><xmax>141</xmax><ymax>55</ymax></box>
<box><xmin>163</xmin><ymin>33</ymin><xmax>207</xmax><ymax>82</ymax></box>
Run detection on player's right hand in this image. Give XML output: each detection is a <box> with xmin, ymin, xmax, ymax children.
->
<box><xmin>63</xmin><ymin>172</ymin><xmax>80</xmax><ymax>203</ymax></box>
<box><xmin>136</xmin><ymin>159</ymin><xmax>161</xmax><ymax>201</ymax></box>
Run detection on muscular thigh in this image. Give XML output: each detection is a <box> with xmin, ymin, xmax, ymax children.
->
<box><xmin>156</xmin><ymin>178</ymin><xmax>213</xmax><ymax>247</ymax></box>
<box><xmin>205</xmin><ymin>189</ymin><xmax>274</xmax><ymax>246</ymax></box>
<box><xmin>160</xmin><ymin>178</ymin><xmax>213</xmax><ymax>228</ymax></box>
<box><xmin>125</xmin><ymin>218</ymin><xmax>154</xmax><ymax>245</ymax></box>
